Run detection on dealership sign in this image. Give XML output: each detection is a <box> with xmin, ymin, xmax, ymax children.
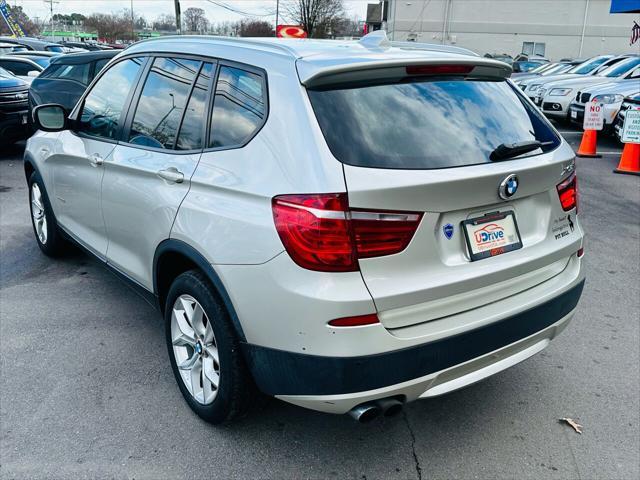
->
<box><xmin>583</xmin><ymin>101</ymin><xmax>604</xmax><ymax>131</ymax></box>
<box><xmin>622</xmin><ymin>108</ymin><xmax>640</xmax><ymax>144</ymax></box>
<box><xmin>277</xmin><ymin>25</ymin><xmax>307</xmax><ymax>38</ymax></box>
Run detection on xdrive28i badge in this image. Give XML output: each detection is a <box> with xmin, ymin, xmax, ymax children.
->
<box><xmin>499</xmin><ymin>174</ymin><xmax>519</xmax><ymax>200</ymax></box>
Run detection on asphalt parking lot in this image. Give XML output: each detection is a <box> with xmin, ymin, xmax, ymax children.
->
<box><xmin>1</xmin><ymin>125</ymin><xmax>638</xmax><ymax>480</ymax></box>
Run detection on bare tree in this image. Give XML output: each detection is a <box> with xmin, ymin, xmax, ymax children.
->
<box><xmin>286</xmin><ymin>0</ymin><xmax>345</xmax><ymax>38</ymax></box>
<box><xmin>239</xmin><ymin>20</ymin><xmax>274</xmax><ymax>37</ymax></box>
<box><xmin>84</xmin><ymin>10</ymin><xmax>134</xmax><ymax>42</ymax></box>
<box><xmin>153</xmin><ymin>14</ymin><xmax>177</xmax><ymax>32</ymax></box>
<box><xmin>183</xmin><ymin>7</ymin><xmax>207</xmax><ymax>33</ymax></box>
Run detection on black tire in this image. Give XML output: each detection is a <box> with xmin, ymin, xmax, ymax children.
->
<box><xmin>28</xmin><ymin>171</ymin><xmax>69</xmax><ymax>257</ymax></box>
<box><xmin>165</xmin><ymin>270</ymin><xmax>256</xmax><ymax>424</ymax></box>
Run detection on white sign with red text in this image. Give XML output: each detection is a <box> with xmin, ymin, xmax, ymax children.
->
<box><xmin>583</xmin><ymin>101</ymin><xmax>604</xmax><ymax>131</ymax></box>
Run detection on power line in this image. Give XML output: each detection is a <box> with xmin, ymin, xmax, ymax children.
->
<box><xmin>205</xmin><ymin>0</ymin><xmax>275</xmax><ymax>18</ymax></box>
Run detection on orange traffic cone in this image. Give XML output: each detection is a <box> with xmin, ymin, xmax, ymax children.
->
<box><xmin>613</xmin><ymin>142</ymin><xmax>640</xmax><ymax>176</ymax></box>
<box><xmin>576</xmin><ymin>129</ymin><xmax>601</xmax><ymax>158</ymax></box>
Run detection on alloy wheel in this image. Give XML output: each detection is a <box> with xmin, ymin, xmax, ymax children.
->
<box><xmin>171</xmin><ymin>294</ymin><xmax>220</xmax><ymax>405</ymax></box>
<box><xmin>30</xmin><ymin>183</ymin><xmax>48</xmax><ymax>245</ymax></box>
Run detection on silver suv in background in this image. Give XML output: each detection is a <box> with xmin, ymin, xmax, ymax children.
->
<box><xmin>24</xmin><ymin>33</ymin><xmax>585</xmax><ymax>424</ymax></box>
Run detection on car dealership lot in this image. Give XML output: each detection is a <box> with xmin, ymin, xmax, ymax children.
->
<box><xmin>1</xmin><ymin>129</ymin><xmax>638</xmax><ymax>479</ymax></box>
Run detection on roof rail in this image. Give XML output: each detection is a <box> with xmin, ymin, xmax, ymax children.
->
<box><xmin>131</xmin><ymin>35</ymin><xmax>300</xmax><ymax>59</ymax></box>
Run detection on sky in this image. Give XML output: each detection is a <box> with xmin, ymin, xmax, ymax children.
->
<box><xmin>11</xmin><ymin>0</ymin><xmax>370</xmax><ymax>25</ymax></box>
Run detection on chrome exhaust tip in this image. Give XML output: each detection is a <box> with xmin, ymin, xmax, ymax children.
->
<box><xmin>375</xmin><ymin>398</ymin><xmax>404</xmax><ymax>417</ymax></box>
<box><xmin>348</xmin><ymin>403</ymin><xmax>381</xmax><ymax>423</ymax></box>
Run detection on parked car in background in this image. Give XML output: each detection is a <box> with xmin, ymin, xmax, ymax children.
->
<box><xmin>613</xmin><ymin>94</ymin><xmax>640</xmax><ymax>142</ymax></box>
<box><xmin>5</xmin><ymin>53</ymin><xmax>54</xmax><ymax>70</ymax></box>
<box><xmin>0</xmin><ymin>56</ymin><xmax>44</xmax><ymax>82</ymax></box>
<box><xmin>516</xmin><ymin>55</ymin><xmax>615</xmax><ymax>101</ymax></box>
<box><xmin>29</xmin><ymin>50</ymin><xmax>118</xmax><ymax>113</ymax></box>
<box><xmin>568</xmin><ymin>72</ymin><xmax>640</xmax><ymax>132</ymax></box>
<box><xmin>0</xmin><ymin>66</ymin><xmax>29</xmax><ymax>145</ymax></box>
<box><xmin>0</xmin><ymin>42</ymin><xmax>29</xmax><ymax>55</ymax></box>
<box><xmin>25</xmin><ymin>34</ymin><xmax>585</xmax><ymax>424</ymax></box>
<box><xmin>484</xmin><ymin>53</ymin><xmax>513</xmax><ymax>65</ymax></box>
<box><xmin>0</xmin><ymin>36</ymin><xmax>67</xmax><ymax>53</ymax></box>
<box><xmin>539</xmin><ymin>56</ymin><xmax>640</xmax><ymax>120</ymax></box>
<box><xmin>58</xmin><ymin>41</ymin><xmax>106</xmax><ymax>51</ymax></box>
<box><xmin>512</xmin><ymin>56</ymin><xmax>549</xmax><ymax>73</ymax></box>
<box><xmin>511</xmin><ymin>61</ymin><xmax>579</xmax><ymax>82</ymax></box>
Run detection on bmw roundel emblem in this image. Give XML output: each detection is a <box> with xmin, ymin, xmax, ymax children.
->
<box><xmin>499</xmin><ymin>174</ymin><xmax>519</xmax><ymax>200</ymax></box>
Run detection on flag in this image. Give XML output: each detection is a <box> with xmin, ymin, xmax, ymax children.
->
<box><xmin>0</xmin><ymin>0</ymin><xmax>26</xmax><ymax>37</ymax></box>
<box><xmin>632</xmin><ymin>21</ymin><xmax>640</xmax><ymax>46</ymax></box>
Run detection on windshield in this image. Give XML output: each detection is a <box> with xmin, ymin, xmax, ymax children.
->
<box><xmin>308</xmin><ymin>79</ymin><xmax>560</xmax><ymax>170</ymax></box>
<box><xmin>599</xmin><ymin>57</ymin><xmax>640</xmax><ymax>77</ymax></box>
<box><xmin>45</xmin><ymin>45</ymin><xmax>65</xmax><ymax>53</ymax></box>
<box><xmin>568</xmin><ymin>56</ymin><xmax>610</xmax><ymax>74</ymax></box>
<box><xmin>530</xmin><ymin>63</ymin><xmax>552</xmax><ymax>73</ymax></box>
<box><xmin>0</xmin><ymin>66</ymin><xmax>13</xmax><ymax>77</ymax></box>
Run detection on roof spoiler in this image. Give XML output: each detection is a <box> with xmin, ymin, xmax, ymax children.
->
<box><xmin>299</xmin><ymin>58</ymin><xmax>512</xmax><ymax>88</ymax></box>
<box><xmin>299</xmin><ymin>30</ymin><xmax>510</xmax><ymax>88</ymax></box>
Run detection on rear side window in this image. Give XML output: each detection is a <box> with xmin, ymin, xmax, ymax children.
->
<box><xmin>308</xmin><ymin>79</ymin><xmax>560</xmax><ymax>170</ymax></box>
<box><xmin>77</xmin><ymin>57</ymin><xmax>143</xmax><ymax>140</ymax></box>
<box><xmin>57</xmin><ymin>63</ymin><xmax>90</xmax><ymax>84</ymax></box>
<box><xmin>128</xmin><ymin>57</ymin><xmax>201</xmax><ymax>149</ymax></box>
<box><xmin>209</xmin><ymin>66</ymin><xmax>266</xmax><ymax>148</ymax></box>
<box><xmin>94</xmin><ymin>58</ymin><xmax>109</xmax><ymax>76</ymax></box>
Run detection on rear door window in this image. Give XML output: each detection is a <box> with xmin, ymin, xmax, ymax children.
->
<box><xmin>176</xmin><ymin>62</ymin><xmax>213</xmax><ymax>150</ymax></box>
<box><xmin>56</xmin><ymin>63</ymin><xmax>90</xmax><ymax>84</ymax></box>
<box><xmin>308</xmin><ymin>79</ymin><xmax>560</xmax><ymax>169</ymax></box>
<box><xmin>128</xmin><ymin>57</ymin><xmax>202</xmax><ymax>149</ymax></box>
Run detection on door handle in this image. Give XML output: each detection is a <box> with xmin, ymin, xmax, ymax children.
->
<box><xmin>157</xmin><ymin>167</ymin><xmax>184</xmax><ymax>184</ymax></box>
<box><xmin>89</xmin><ymin>153</ymin><xmax>103</xmax><ymax>167</ymax></box>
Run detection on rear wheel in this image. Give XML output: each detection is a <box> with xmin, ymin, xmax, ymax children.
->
<box><xmin>28</xmin><ymin>171</ymin><xmax>69</xmax><ymax>257</ymax></box>
<box><xmin>165</xmin><ymin>270</ymin><xmax>255</xmax><ymax>424</ymax></box>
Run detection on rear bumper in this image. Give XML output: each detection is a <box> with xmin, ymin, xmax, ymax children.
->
<box><xmin>243</xmin><ymin>279</ymin><xmax>584</xmax><ymax>410</ymax></box>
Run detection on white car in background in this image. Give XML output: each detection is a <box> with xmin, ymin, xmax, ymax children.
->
<box><xmin>568</xmin><ymin>72</ymin><xmax>640</xmax><ymax>132</ymax></box>
<box><xmin>538</xmin><ymin>56</ymin><xmax>640</xmax><ymax>120</ymax></box>
<box><xmin>515</xmin><ymin>55</ymin><xmax>614</xmax><ymax>101</ymax></box>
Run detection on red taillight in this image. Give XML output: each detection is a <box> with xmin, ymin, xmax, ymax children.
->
<box><xmin>557</xmin><ymin>172</ymin><xmax>578</xmax><ymax>212</ymax></box>
<box><xmin>328</xmin><ymin>313</ymin><xmax>380</xmax><ymax>327</ymax></box>
<box><xmin>272</xmin><ymin>193</ymin><xmax>422</xmax><ymax>272</ymax></box>
<box><xmin>406</xmin><ymin>64</ymin><xmax>474</xmax><ymax>76</ymax></box>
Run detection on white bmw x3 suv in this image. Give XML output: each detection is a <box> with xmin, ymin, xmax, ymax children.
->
<box><xmin>25</xmin><ymin>32</ymin><xmax>585</xmax><ymax>424</ymax></box>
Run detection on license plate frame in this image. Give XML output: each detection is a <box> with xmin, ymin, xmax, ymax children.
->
<box><xmin>462</xmin><ymin>211</ymin><xmax>523</xmax><ymax>261</ymax></box>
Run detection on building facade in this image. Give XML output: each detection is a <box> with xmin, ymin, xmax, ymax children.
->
<box><xmin>377</xmin><ymin>0</ymin><xmax>639</xmax><ymax>60</ymax></box>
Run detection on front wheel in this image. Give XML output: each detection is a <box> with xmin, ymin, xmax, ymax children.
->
<box><xmin>165</xmin><ymin>270</ymin><xmax>256</xmax><ymax>424</ymax></box>
<box><xmin>28</xmin><ymin>171</ymin><xmax>69</xmax><ymax>257</ymax></box>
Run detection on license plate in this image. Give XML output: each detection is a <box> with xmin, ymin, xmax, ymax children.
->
<box><xmin>462</xmin><ymin>211</ymin><xmax>523</xmax><ymax>261</ymax></box>
<box><xmin>21</xmin><ymin>113</ymin><xmax>28</xmax><ymax>125</ymax></box>
<box><xmin>571</xmin><ymin>109</ymin><xmax>577</xmax><ymax>119</ymax></box>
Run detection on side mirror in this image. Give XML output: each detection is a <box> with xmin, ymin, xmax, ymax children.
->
<box><xmin>33</xmin><ymin>104</ymin><xmax>68</xmax><ymax>132</ymax></box>
<box><xmin>27</xmin><ymin>70</ymin><xmax>40</xmax><ymax>78</ymax></box>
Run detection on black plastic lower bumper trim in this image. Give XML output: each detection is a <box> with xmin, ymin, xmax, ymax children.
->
<box><xmin>242</xmin><ymin>280</ymin><xmax>584</xmax><ymax>396</ymax></box>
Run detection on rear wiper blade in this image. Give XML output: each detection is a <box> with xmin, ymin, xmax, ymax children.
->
<box><xmin>489</xmin><ymin>140</ymin><xmax>549</xmax><ymax>161</ymax></box>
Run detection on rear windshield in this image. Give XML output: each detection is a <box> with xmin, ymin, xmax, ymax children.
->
<box><xmin>308</xmin><ymin>79</ymin><xmax>560</xmax><ymax>169</ymax></box>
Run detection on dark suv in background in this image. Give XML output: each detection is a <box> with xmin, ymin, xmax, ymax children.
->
<box><xmin>29</xmin><ymin>50</ymin><xmax>118</xmax><ymax>113</ymax></box>
<box><xmin>0</xmin><ymin>67</ymin><xmax>29</xmax><ymax>145</ymax></box>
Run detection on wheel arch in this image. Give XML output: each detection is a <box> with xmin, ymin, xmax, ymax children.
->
<box><xmin>24</xmin><ymin>151</ymin><xmax>37</xmax><ymax>182</ymax></box>
<box><xmin>153</xmin><ymin>239</ymin><xmax>247</xmax><ymax>342</ymax></box>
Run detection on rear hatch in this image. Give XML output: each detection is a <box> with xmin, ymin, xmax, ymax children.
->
<box><xmin>306</xmin><ymin>59</ymin><xmax>581</xmax><ymax>330</ymax></box>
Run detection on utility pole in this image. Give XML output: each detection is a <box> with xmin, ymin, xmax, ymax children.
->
<box><xmin>275</xmin><ymin>0</ymin><xmax>279</xmax><ymax>36</ymax></box>
<box><xmin>130</xmin><ymin>0</ymin><xmax>134</xmax><ymax>42</ymax></box>
<box><xmin>174</xmin><ymin>0</ymin><xmax>181</xmax><ymax>35</ymax></box>
<box><xmin>43</xmin><ymin>0</ymin><xmax>59</xmax><ymax>40</ymax></box>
